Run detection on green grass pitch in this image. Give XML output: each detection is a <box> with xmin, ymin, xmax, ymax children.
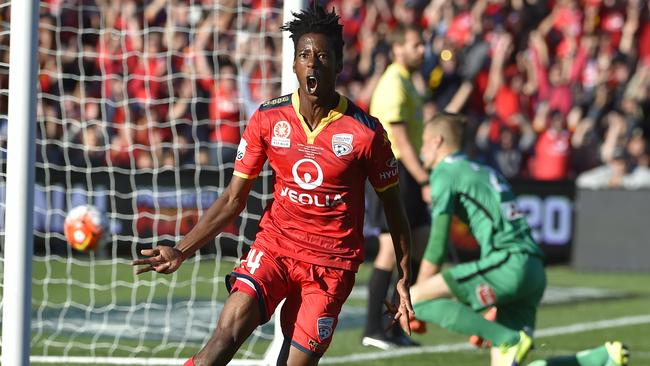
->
<box><xmin>10</xmin><ymin>258</ymin><xmax>650</xmax><ymax>366</ymax></box>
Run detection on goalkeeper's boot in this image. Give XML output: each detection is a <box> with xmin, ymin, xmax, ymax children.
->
<box><xmin>497</xmin><ymin>331</ymin><xmax>533</xmax><ymax>366</ymax></box>
<box><xmin>604</xmin><ymin>341</ymin><xmax>629</xmax><ymax>366</ymax></box>
<box><xmin>469</xmin><ymin>306</ymin><xmax>497</xmax><ymax>348</ymax></box>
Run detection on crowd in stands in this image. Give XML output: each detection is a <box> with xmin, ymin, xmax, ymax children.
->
<box><xmin>0</xmin><ymin>0</ymin><xmax>649</xmax><ymax>188</ymax></box>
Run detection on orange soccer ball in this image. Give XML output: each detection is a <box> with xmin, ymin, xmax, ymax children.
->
<box><xmin>63</xmin><ymin>205</ymin><xmax>105</xmax><ymax>252</ymax></box>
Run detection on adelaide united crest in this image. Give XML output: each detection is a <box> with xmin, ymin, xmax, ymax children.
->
<box><xmin>332</xmin><ymin>133</ymin><xmax>353</xmax><ymax>157</ymax></box>
<box><xmin>317</xmin><ymin>317</ymin><xmax>335</xmax><ymax>341</ymax></box>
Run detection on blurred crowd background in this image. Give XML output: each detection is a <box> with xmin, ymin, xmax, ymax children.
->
<box><xmin>0</xmin><ymin>0</ymin><xmax>649</xmax><ymax>189</ymax></box>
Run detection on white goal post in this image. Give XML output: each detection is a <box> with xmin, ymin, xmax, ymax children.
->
<box><xmin>1</xmin><ymin>0</ymin><xmax>39</xmax><ymax>365</ymax></box>
<box><xmin>0</xmin><ymin>0</ymin><xmax>303</xmax><ymax>365</ymax></box>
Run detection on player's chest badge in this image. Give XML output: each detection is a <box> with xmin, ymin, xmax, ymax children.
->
<box><xmin>332</xmin><ymin>133</ymin><xmax>353</xmax><ymax>157</ymax></box>
<box><xmin>272</xmin><ymin>120</ymin><xmax>291</xmax><ymax>148</ymax></box>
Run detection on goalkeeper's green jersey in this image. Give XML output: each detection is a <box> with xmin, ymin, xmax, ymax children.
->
<box><xmin>428</xmin><ymin>152</ymin><xmax>543</xmax><ymax>260</ymax></box>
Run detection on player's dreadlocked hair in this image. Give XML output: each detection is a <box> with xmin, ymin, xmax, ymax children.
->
<box><xmin>280</xmin><ymin>3</ymin><xmax>344</xmax><ymax>63</ymax></box>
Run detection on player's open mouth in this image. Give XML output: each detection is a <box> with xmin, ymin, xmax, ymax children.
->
<box><xmin>306</xmin><ymin>75</ymin><xmax>318</xmax><ymax>94</ymax></box>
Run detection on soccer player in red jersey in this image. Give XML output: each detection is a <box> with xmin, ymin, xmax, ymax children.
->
<box><xmin>132</xmin><ymin>4</ymin><xmax>414</xmax><ymax>366</ymax></box>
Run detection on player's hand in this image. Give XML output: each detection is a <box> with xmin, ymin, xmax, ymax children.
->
<box><xmin>132</xmin><ymin>246</ymin><xmax>185</xmax><ymax>275</ymax></box>
<box><xmin>385</xmin><ymin>279</ymin><xmax>416</xmax><ymax>336</ymax></box>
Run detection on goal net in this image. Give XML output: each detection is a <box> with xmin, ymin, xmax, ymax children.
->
<box><xmin>0</xmin><ymin>0</ymin><xmax>292</xmax><ymax>364</ymax></box>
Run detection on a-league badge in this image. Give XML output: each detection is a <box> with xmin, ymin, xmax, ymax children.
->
<box><xmin>317</xmin><ymin>317</ymin><xmax>335</xmax><ymax>341</ymax></box>
<box><xmin>332</xmin><ymin>133</ymin><xmax>353</xmax><ymax>157</ymax></box>
<box><xmin>272</xmin><ymin>121</ymin><xmax>291</xmax><ymax>148</ymax></box>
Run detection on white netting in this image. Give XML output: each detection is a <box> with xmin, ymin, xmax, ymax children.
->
<box><xmin>0</xmin><ymin>0</ymin><xmax>284</xmax><ymax>363</ymax></box>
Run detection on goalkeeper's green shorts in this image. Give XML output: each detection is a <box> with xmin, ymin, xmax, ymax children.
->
<box><xmin>442</xmin><ymin>251</ymin><xmax>546</xmax><ymax>333</ymax></box>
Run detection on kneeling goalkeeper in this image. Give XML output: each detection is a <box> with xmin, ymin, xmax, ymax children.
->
<box><xmin>409</xmin><ymin>113</ymin><xmax>546</xmax><ymax>366</ymax></box>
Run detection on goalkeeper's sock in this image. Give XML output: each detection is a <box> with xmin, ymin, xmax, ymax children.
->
<box><xmin>527</xmin><ymin>346</ymin><xmax>608</xmax><ymax>366</ymax></box>
<box><xmin>183</xmin><ymin>356</ymin><xmax>196</xmax><ymax>366</ymax></box>
<box><xmin>413</xmin><ymin>299</ymin><xmax>520</xmax><ymax>347</ymax></box>
<box><xmin>364</xmin><ymin>267</ymin><xmax>392</xmax><ymax>336</ymax></box>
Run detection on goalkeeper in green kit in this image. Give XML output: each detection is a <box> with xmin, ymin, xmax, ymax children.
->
<box><xmin>407</xmin><ymin>113</ymin><xmax>629</xmax><ymax>366</ymax></box>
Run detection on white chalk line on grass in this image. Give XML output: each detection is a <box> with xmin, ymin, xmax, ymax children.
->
<box><xmin>535</xmin><ymin>314</ymin><xmax>650</xmax><ymax>338</ymax></box>
<box><xmin>319</xmin><ymin>314</ymin><xmax>650</xmax><ymax>364</ymax></box>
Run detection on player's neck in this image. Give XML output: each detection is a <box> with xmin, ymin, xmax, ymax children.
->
<box><xmin>298</xmin><ymin>90</ymin><xmax>339</xmax><ymax>130</ymax></box>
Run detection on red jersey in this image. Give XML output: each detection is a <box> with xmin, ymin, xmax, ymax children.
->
<box><xmin>530</xmin><ymin>129</ymin><xmax>571</xmax><ymax>181</ymax></box>
<box><xmin>233</xmin><ymin>92</ymin><xmax>399</xmax><ymax>271</ymax></box>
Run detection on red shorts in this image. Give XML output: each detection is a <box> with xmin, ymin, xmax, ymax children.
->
<box><xmin>227</xmin><ymin>243</ymin><xmax>355</xmax><ymax>357</ymax></box>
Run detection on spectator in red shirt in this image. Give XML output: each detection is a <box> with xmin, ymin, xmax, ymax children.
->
<box><xmin>530</xmin><ymin>107</ymin><xmax>571</xmax><ymax>180</ymax></box>
<box><xmin>96</xmin><ymin>4</ymin><xmax>141</xmax><ymax>80</ymax></box>
<box><xmin>529</xmin><ymin>30</ymin><xmax>575</xmax><ymax>117</ymax></box>
<box><xmin>206</xmin><ymin>62</ymin><xmax>242</xmax><ymax>145</ymax></box>
<box><xmin>196</xmin><ymin>58</ymin><xmax>243</xmax><ymax>164</ymax></box>
<box><xmin>128</xmin><ymin>31</ymin><xmax>168</xmax><ymax>105</ymax></box>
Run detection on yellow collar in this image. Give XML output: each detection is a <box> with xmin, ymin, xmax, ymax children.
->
<box><xmin>291</xmin><ymin>91</ymin><xmax>348</xmax><ymax>144</ymax></box>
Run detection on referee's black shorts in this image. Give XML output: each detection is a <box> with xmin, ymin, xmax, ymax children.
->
<box><xmin>365</xmin><ymin>161</ymin><xmax>431</xmax><ymax>234</ymax></box>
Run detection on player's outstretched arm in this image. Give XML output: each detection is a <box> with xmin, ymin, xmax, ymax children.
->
<box><xmin>377</xmin><ymin>184</ymin><xmax>415</xmax><ymax>335</ymax></box>
<box><xmin>132</xmin><ymin>175</ymin><xmax>255</xmax><ymax>275</ymax></box>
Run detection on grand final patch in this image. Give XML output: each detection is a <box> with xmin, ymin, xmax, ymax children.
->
<box><xmin>317</xmin><ymin>317</ymin><xmax>335</xmax><ymax>341</ymax></box>
<box><xmin>476</xmin><ymin>283</ymin><xmax>496</xmax><ymax>307</ymax></box>
<box><xmin>332</xmin><ymin>133</ymin><xmax>353</xmax><ymax>157</ymax></box>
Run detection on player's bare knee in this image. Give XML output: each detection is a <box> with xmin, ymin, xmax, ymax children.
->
<box><xmin>374</xmin><ymin>235</ymin><xmax>397</xmax><ymax>270</ymax></box>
